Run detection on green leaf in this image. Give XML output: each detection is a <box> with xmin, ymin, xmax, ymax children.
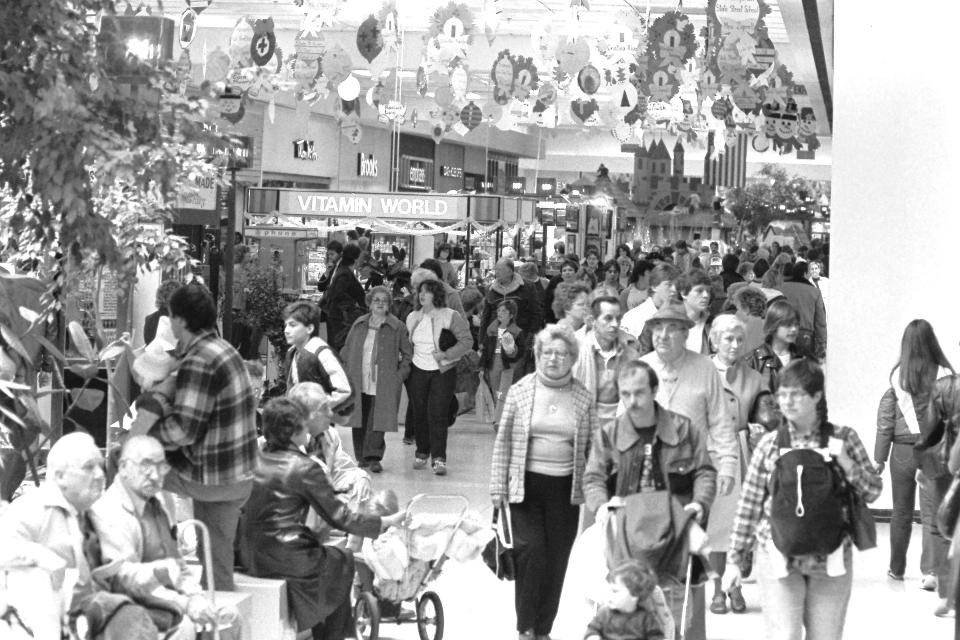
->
<box><xmin>0</xmin><ymin>323</ymin><xmax>32</xmax><ymax>364</ymax></box>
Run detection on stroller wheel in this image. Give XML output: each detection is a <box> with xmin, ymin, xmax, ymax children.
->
<box><xmin>416</xmin><ymin>591</ymin><xmax>444</xmax><ymax>640</ymax></box>
<box><xmin>354</xmin><ymin>591</ymin><xmax>380</xmax><ymax>640</ymax></box>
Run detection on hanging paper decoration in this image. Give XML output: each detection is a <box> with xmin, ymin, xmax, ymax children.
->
<box><xmin>449</xmin><ymin>63</ymin><xmax>469</xmax><ymax>102</ymax></box>
<box><xmin>570</xmin><ymin>98</ymin><xmax>599</xmax><ymax>125</ymax></box>
<box><xmin>796</xmin><ymin>106</ymin><xmax>820</xmax><ymax>159</ymax></box>
<box><xmin>534</xmin><ymin>83</ymin><xmax>557</xmax><ymax>112</ymax></box>
<box><xmin>435</xmin><ymin>85</ymin><xmax>454</xmax><ymax>108</ymax></box>
<box><xmin>356</xmin><ymin>15</ymin><xmax>384</xmax><ymax>63</ymax></box>
<box><xmin>432</xmin><ymin>122</ymin><xmax>445</xmax><ymax>143</ymax></box>
<box><xmin>366</xmin><ymin>82</ymin><xmax>386</xmax><ymax>107</ymax></box>
<box><xmin>577</xmin><ymin>64</ymin><xmax>600</xmax><ymax>95</ymax></box>
<box><xmin>219</xmin><ymin>89</ymin><xmax>245</xmax><ymax>123</ymax></box>
<box><xmin>424</xmin><ymin>2</ymin><xmax>474</xmax><ymax>68</ymax></box>
<box><xmin>490</xmin><ymin>50</ymin><xmax>515</xmax><ymax>105</ymax></box>
<box><xmin>460</xmin><ymin>101</ymin><xmax>482</xmax><ymax>130</ymax></box>
<box><xmin>337</xmin><ymin>74</ymin><xmax>360</xmax><ymax>101</ymax></box>
<box><xmin>481</xmin><ymin>0</ymin><xmax>502</xmax><ymax>45</ymax></box>
<box><xmin>514</xmin><ymin>57</ymin><xmax>539</xmax><ymax>100</ymax></box>
<box><xmin>378</xmin><ymin>2</ymin><xmax>400</xmax><ymax>55</ymax></box>
<box><xmin>250</xmin><ymin>18</ymin><xmax>277</xmax><ymax>67</ymax></box>
<box><xmin>323</xmin><ymin>44</ymin><xmax>354</xmax><ymax>88</ymax></box>
<box><xmin>344</xmin><ymin>125</ymin><xmax>363</xmax><ymax>145</ymax></box>
<box><xmin>416</xmin><ymin>64</ymin><xmax>428</xmax><ymax>96</ymax></box>
<box><xmin>378</xmin><ymin>99</ymin><xmax>407</xmax><ymax>123</ymax></box>
<box><xmin>178</xmin><ymin>9</ymin><xmax>198</xmax><ymax>49</ymax></box>
<box><xmin>555</xmin><ymin>37</ymin><xmax>589</xmax><ymax>77</ymax></box>
<box><xmin>204</xmin><ymin>47</ymin><xmax>230</xmax><ymax>82</ymax></box>
<box><xmin>187</xmin><ymin>0</ymin><xmax>210</xmax><ymax>13</ymax></box>
<box><xmin>228</xmin><ymin>17</ymin><xmax>254</xmax><ymax>68</ymax></box>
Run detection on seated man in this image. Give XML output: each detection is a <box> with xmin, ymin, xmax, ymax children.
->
<box><xmin>0</xmin><ymin>432</ymin><xmax>158</xmax><ymax>640</ymax></box>
<box><xmin>89</xmin><ymin>435</ymin><xmax>224</xmax><ymax>640</ymax></box>
<box><xmin>287</xmin><ymin>382</ymin><xmax>372</xmax><ymax>537</ymax></box>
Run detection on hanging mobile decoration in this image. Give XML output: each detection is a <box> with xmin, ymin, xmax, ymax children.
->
<box><xmin>424</xmin><ymin>2</ymin><xmax>474</xmax><ymax>69</ymax></box>
<box><xmin>577</xmin><ymin>64</ymin><xmax>600</xmax><ymax>95</ymax></box>
<box><xmin>570</xmin><ymin>98</ymin><xmax>599</xmax><ymax>125</ymax></box>
<box><xmin>250</xmin><ymin>18</ymin><xmax>277</xmax><ymax>67</ymax></box>
<box><xmin>356</xmin><ymin>14</ymin><xmax>384</xmax><ymax>63</ymax></box>
<box><xmin>460</xmin><ymin>101</ymin><xmax>482</xmax><ymax>130</ymax></box>
<box><xmin>178</xmin><ymin>8</ymin><xmax>198</xmax><ymax>49</ymax></box>
<box><xmin>228</xmin><ymin>17</ymin><xmax>254</xmax><ymax>68</ymax></box>
<box><xmin>323</xmin><ymin>44</ymin><xmax>354</xmax><ymax>88</ymax></box>
<box><xmin>481</xmin><ymin>0</ymin><xmax>502</xmax><ymax>45</ymax></box>
<box><xmin>490</xmin><ymin>50</ymin><xmax>516</xmax><ymax>105</ymax></box>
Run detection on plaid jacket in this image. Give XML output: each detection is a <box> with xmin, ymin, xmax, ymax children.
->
<box><xmin>727</xmin><ymin>422</ymin><xmax>882</xmax><ymax>568</ymax></box>
<box><xmin>489</xmin><ymin>373</ymin><xmax>597</xmax><ymax>505</ymax></box>
<box><xmin>155</xmin><ymin>330</ymin><xmax>258</xmax><ymax>486</ymax></box>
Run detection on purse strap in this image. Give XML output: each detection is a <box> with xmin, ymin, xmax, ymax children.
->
<box><xmin>493</xmin><ymin>505</ymin><xmax>514</xmax><ymax>549</ymax></box>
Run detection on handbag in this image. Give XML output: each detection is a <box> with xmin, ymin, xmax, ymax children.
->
<box><xmin>937</xmin><ymin>471</ymin><xmax>960</xmax><ymax>538</ymax></box>
<box><xmin>438</xmin><ymin>327</ymin><xmax>457</xmax><ymax>352</ymax></box>
<box><xmin>844</xmin><ymin>485</ymin><xmax>877</xmax><ymax>551</ymax></box>
<box><xmin>481</xmin><ymin>505</ymin><xmax>515</xmax><ymax>581</ymax></box>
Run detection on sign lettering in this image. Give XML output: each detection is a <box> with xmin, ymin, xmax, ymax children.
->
<box><xmin>293</xmin><ymin>139</ymin><xmax>318</xmax><ymax>161</ymax></box>
<box><xmin>269</xmin><ymin>190</ymin><xmax>467</xmax><ymax>220</ymax></box>
<box><xmin>408</xmin><ymin>163</ymin><xmax>426</xmax><ymax>185</ymax></box>
<box><xmin>440</xmin><ymin>165</ymin><xmax>463</xmax><ymax>179</ymax></box>
<box><xmin>357</xmin><ymin>153</ymin><xmax>378</xmax><ymax>177</ymax></box>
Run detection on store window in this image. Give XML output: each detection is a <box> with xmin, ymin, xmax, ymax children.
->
<box><xmin>261</xmin><ymin>178</ymin><xmax>331</xmax><ymax>189</ymax></box>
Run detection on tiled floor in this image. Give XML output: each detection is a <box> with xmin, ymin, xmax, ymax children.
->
<box><xmin>339</xmin><ymin>414</ymin><xmax>955</xmax><ymax>639</ymax></box>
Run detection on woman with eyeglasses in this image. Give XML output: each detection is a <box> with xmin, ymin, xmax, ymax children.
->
<box><xmin>340</xmin><ymin>286</ymin><xmax>413</xmax><ymax>473</ymax></box>
<box><xmin>490</xmin><ymin>324</ymin><xmax>598</xmax><ymax>640</ymax></box>
<box><xmin>723</xmin><ymin>359</ymin><xmax>881</xmax><ymax>640</ymax></box>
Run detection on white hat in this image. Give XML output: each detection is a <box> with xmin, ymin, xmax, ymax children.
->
<box><xmin>133</xmin><ymin>316</ymin><xmax>178</xmax><ymax>386</ymax></box>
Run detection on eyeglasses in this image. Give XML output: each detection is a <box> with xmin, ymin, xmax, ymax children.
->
<box><xmin>124</xmin><ymin>458</ymin><xmax>171</xmax><ymax>475</ymax></box>
<box><xmin>370</xmin><ymin>298</ymin><xmax>391</xmax><ymax>305</ymax></box>
<box><xmin>540</xmin><ymin>349</ymin><xmax>570</xmax><ymax>360</ymax></box>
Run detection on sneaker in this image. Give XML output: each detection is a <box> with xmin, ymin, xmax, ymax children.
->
<box><xmin>518</xmin><ymin>631</ymin><xmax>534</xmax><ymax>640</ymax></box>
<box><xmin>403</xmin><ymin>437</ymin><xmax>414</xmax><ymax>445</ymax></box>
<box><xmin>709</xmin><ymin>591</ymin><xmax>728</xmax><ymax>614</ymax></box>
<box><xmin>413</xmin><ymin>457</ymin><xmax>428</xmax><ymax>470</ymax></box>
<box><xmin>432</xmin><ymin>459</ymin><xmax>447</xmax><ymax>476</ymax></box>
<box><xmin>358</xmin><ymin>460</ymin><xmax>369</xmax><ymax>469</ymax></box>
<box><xmin>728</xmin><ymin>585</ymin><xmax>747</xmax><ymax>613</ymax></box>
<box><xmin>934</xmin><ymin>599</ymin><xmax>954</xmax><ymax>617</ymax></box>
<box><xmin>368</xmin><ymin>461</ymin><xmax>382</xmax><ymax>473</ymax></box>
<box><xmin>921</xmin><ymin>574</ymin><xmax>938</xmax><ymax>591</ymax></box>
<box><xmin>886</xmin><ymin>570</ymin><xmax>904</xmax><ymax>581</ymax></box>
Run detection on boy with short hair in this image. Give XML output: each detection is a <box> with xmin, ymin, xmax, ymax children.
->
<box><xmin>585</xmin><ymin>560</ymin><xmax>665</xmax><ymax>640</ymax></box>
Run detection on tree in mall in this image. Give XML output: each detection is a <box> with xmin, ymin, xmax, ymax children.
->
<box><xmin>0</xmin><ymin>0</ymin><xmax>226</xmax><ymax>303</ymax></box>
<box><xmin>723</xmin><ymin>164</ymin><xmax>830</xmax><ymax>242</ymax></box>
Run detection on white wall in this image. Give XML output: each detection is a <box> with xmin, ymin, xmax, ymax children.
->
<box><xmin>829</xmin><ymin>2</ymin><xmax>960</xmax><ymax>507</ymax></box>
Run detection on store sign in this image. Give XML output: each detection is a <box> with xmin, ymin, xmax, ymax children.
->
<box><xmin>293</xmin><ymin>139</ymin><xmax>318</xmax><ymax>161</ymax></box>
<box><xmin>507</xmin><ymin>177</ymin><xmax>527</xmax><ymax>195</ymax></box>
<box><xmin>246</xmin><ymin>227</ymin><xmax>317</xmax><ymax>239</ymax></box>
<box><xmin>440</xmin><ymin>165</ymin><xmax>463</xmax><ymax>179</ymax></box>
<box><xmin>273</xmin><ymin>190</ymin><xmax>466</xmax><ymax>219</ymax></box>
<box><xmin>357</xmin><ymin>153</ymin><xmax>379</xmax><ymax>178</ymax></box>
<box><xmin>408</xmin><ymin>162</ymin><xmax>427</xmax><ymax>185</ymax></box>
<box><xmin>399</xmin><ymin>156</ymin><xmax>434</xmax><ymax>190</ymax></box>
<box><xmin>176</xmin><ymin>173</ymin><xmax>217</xmax><ymax>210</ymax></box>
<box><xmin>536</xmin><ymin>177</ymin><xmax>557</xmax><ymax>196</ymax></box>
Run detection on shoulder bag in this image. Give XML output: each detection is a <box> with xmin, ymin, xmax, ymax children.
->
<box><xmin>938</xmin><ymin>471</ymin><xmax>960</xmax><ymax>538</ymax></box>
<box><xmin>481</xmin><ymin>505</ymin><xmax>515</xmax><ymax>581</ymax></box>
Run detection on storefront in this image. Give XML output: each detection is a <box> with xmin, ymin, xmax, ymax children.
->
<box><xmin>435</xmin><ymin>142</ymin><xmax>465</xmax><ymax>193</ymax></box>
<box><xmin>463</xmin><ymin>145</ymin><xmax>487</xmax><ymax>193</ymax></box>
<box><xmin>258</xmin><ymin>106</ymin><xmax>337</xmax><ymax>190</ymax></box>
<box><xmin>394</xmin><ymin>133</ymin><xmax>435</xmax><ymax>192</ymax></box>
<box><xmin>337</xmin><ymin>125</ymin><xmax>392</xmax><ymax>192</ymax></box>
<box><xmin>245</xmin><ymin>190</ymin><xmax>470</xmax><ymax>291</ymax></box>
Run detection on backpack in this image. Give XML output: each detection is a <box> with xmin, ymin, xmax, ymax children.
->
<box><xmin>768</xmin><ymin>425</ymin><xmax>847</xmax><ymax>557</ymax></box>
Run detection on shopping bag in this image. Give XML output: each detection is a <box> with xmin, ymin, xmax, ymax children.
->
<box><xmin>481</xmin><ymin>506</ymin><xmax>515</xmax><ymax>580</ymax></box>
<box><xmin>475</xmin><ymin>379</ymin><xmax>496</xmax><ymax>425</ymax></box>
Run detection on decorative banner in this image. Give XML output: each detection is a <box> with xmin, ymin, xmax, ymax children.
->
<box><xmin>356</xmin><ymin>14</ymin><xmax>384</xmax><ymax>63</ymax></box>
<box><xmin>425</xmin><ymin>2</ymin><xmax>475</xmax><ymax>67</ymax></box>
<box><xmin>228</xmin><ymin>17</ymin><xmax>254</xmax><ymax>68</ymax></box>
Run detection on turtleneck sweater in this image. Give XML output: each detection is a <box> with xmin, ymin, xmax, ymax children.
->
<box><xmin>527</xmin><ymin>370</ymin><xmax>577</xmax><ymax>477</ymax></box>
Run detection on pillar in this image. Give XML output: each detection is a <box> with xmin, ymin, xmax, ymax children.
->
<box><xmin>828</xmin><ymin>1</ymin><xmax>960</xmax><ymax>510</ymax></box>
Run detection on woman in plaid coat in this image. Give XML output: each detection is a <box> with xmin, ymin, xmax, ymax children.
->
<box><xmin>489</xmin><ymin>324</ymin><xmax>598</xmax><ymax>640</ymax></box>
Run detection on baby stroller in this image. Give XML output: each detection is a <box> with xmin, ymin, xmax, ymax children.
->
<box><xmin>353</xmin><ymin>494</ymin><xmax>470</xmax><ymax>640</ymax></box>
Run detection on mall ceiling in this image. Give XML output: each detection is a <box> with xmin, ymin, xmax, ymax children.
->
<box><xmin>141</xmin><ymin>0</ymin><xmax>833</xmax><ymax>172</ymax></box>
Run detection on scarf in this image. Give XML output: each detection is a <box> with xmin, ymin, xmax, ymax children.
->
<box><xmin>891</xmin><ymin>365</ymin><xmax>952</xmax><ymax>434</ymax></box>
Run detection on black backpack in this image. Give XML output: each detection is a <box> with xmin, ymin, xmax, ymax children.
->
<box><xmin>768</xmin><ymin>425</ymin><xmax>847</xmax><ymax>557</ymax></box>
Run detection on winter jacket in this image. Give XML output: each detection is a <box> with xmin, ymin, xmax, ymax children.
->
<box><xmin>478</xmin><ymin>320</ymin><xmax>525</xmax><ymax>372</ymax></box>
<box><xmin>480</xmin><ymin>272</ymin><xmax>543</xmax><ymax>337</ymax></box>
<box><xmin>779</xmin><ymin>280</ymin><xmax>827</xmax><ymax>359</ymax></box>
<box><xmin>582</xmin><ymin>405</ymin><xmax>717</xmax><ymax>516</ymax></box>
<box><xmin>747</xmin><ymin>341</ymin><xmax>814</xmax><ymax>394</ymax></box>
<box><xmin>283</xmin><ymin>337</ymin><xmax>352</xmax><ymax>408</ymax></box>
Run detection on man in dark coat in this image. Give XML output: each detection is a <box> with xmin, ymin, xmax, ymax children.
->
<box><xmin>480</xmin><ymin>258</ymin><xmax>543</xmax><ymax>337</ymax></box>
<box><xmin>778</xmin><ymin>260</ymin><xmax>827</xmax><ymax>359</ymax></box>
<box><xmin>323</xmin><ymin>243</ymin><xmax>366</xmax><ymax>352</ymax></box>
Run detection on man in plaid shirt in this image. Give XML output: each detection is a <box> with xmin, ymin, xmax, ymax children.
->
<box><xmin>144</xmin><ymin>283</ymin><xmax>258</xmax><ymax>591</ymax></box>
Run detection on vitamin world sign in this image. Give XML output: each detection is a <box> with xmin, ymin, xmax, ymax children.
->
<box><xmin>273</xmin><ymin>191</ymin><xmax>467</xmax><ymax>220</ymax></box>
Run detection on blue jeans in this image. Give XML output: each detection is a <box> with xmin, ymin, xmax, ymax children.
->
<box><xmin>756</xmin><ymin>542</ymin><xmax>853</xmax><ymax>640</ymax></box>
<box><xmin>888</xmin><ymin>442</ymin><xmax>933</xmax><ymax>576</ymax></box>
<box><xmin>919</xmin><ymin>471</ymin><xmax>953</xmax><ymax>598</ymax></box>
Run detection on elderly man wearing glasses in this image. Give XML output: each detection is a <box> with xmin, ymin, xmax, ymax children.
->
<box><xmin>90</xmin><ymin>435</ymin><xmax>229</xmax><ymax>639</ymax></box>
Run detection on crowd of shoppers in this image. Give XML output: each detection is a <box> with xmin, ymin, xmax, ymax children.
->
<box><xmin>8</xmin><ymin>232</ymin><xmax>960</xmax><ymax>640</ymax></box>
